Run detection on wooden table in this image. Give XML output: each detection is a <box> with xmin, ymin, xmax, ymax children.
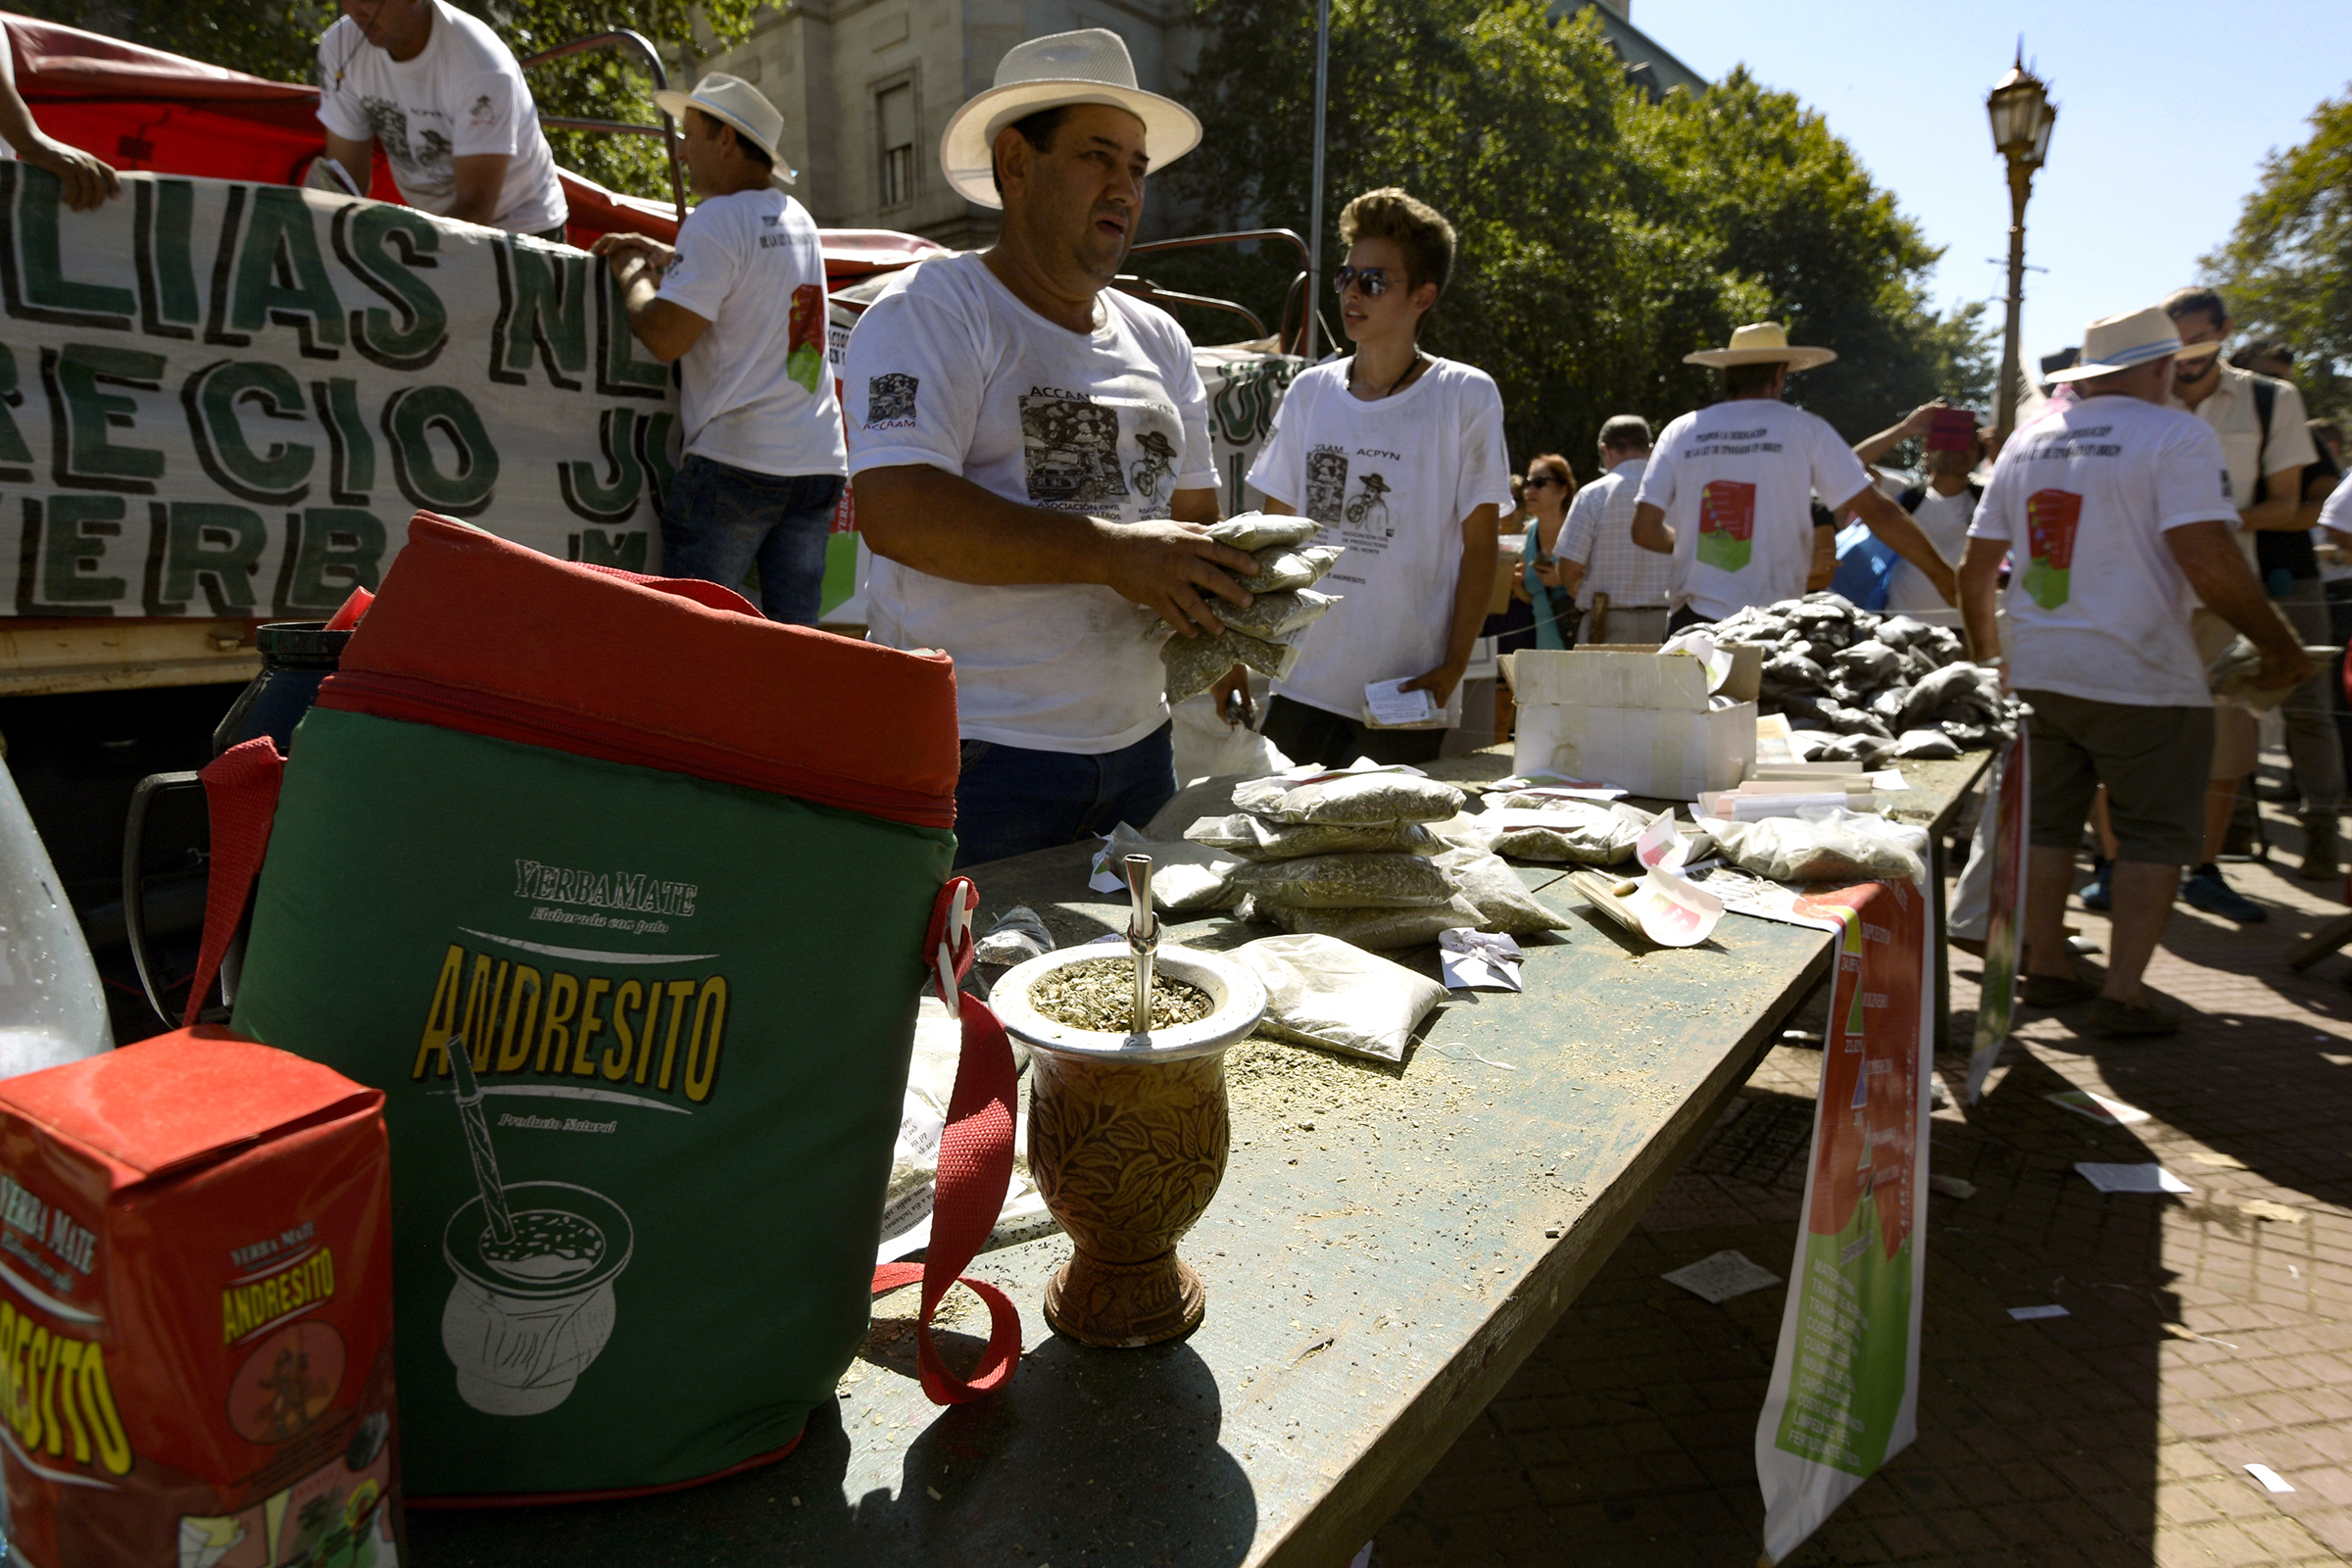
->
<box><xmin>414</xmin><ymin>752</ymin><xmax>1988</xmax><ymax>1568</ymax></box>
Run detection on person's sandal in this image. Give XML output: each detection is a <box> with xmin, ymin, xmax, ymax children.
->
<box><xmin>2085</xmin><ymin>996</ymin><xmax>2180</xmax><ymax>1038</ymax></box>
<box><xmin>2021</xmin><ymin>972</ymin><xmax>2099</xmax><ymax>1007</ymax></box>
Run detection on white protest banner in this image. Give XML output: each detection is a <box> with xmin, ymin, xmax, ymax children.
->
<box><xmin>1966</xmin><ymin>731</ymin><xmax>2030</xmax><ymax>1102</ymax></box>
<box><xmin>0</xmin><ymin>167</ymin><xmax>683</xmax><ymax>619</ymax></box>
<box><xmin>1752</xmin><ymin>875</ymin><xmax>1936</xmax><ymax>1565</ymax></box>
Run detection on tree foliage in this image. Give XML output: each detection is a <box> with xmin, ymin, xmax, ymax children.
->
<box><xmin>11</xmin><ymin>0</ymin><xmax>750</xmax><ymax>200</ymax></box>
<box><xmin>1156</xmin><ymin>0</ymin><xmax>1992</xmax><ymax>462</ymax></box>
<box><xmin>2201</xmin><ymin>89</ymin><xmax>2352</xmax><ymax>421</ymax></box>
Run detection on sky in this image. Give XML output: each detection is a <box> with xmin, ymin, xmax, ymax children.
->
<box><xmin>1631</xmin><ymin>0</ymin><xmax>2349</xmax><ymax>392</ymax></box>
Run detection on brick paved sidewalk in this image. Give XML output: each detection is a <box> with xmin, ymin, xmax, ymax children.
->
<box><xmin>1376</xmin><ymin>787</ymin><xmax>2352</xmax><ymax>1568</ymax></box>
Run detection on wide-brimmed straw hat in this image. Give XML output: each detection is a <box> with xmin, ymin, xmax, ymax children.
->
<box><xmin>656</xmin><ymin>74</ymin><xmax>797</xmax><ymax>186</ymax></box>
<box><xmin>2043</xmin><ymin>307</ymin><xmax>2182</xmax><ymax>383</ymax></box>
<box><xmin>1683</xmin><ymin>321</ymin><xmax>1837</xmax><ymax>372</ymax></box>
<box><xmin>939</xmin><ymin>28</ymin><xmax>1200</xmax><ymax>210</ymax></box>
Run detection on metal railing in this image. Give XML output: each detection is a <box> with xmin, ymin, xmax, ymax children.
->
<box><xmin>1125</xmin><ymin>228</ymin><xmax>1319</xmax><ymax>354</ymax></box>
<box><xmin>518</xmin><ymin>29</ymin><xmax>686</xmax><ymax>224</ymax></box>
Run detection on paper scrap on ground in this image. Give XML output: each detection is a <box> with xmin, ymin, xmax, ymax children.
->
<box><xmin>1662</xmin><ymin>1249</ymin><xmax>1783</xmax><ymax>1303</ymax></box>
<box><xmin>2245</xmin><ymin>1463</ymin><xmax>2295</xmax><ymax>1494</ymax></box>
<box><xmin>1636</xmin><ymin>809</ymin><xmax>1691</xmax><ymax>873</ymax></box>
<box><xmin>1928</xmin><ymin>1175</ymin><xmax>1976</xmax><ymax>1200</ymax></box>
<box><xmin>1087</xmin><ymin>837</ymin><xmax>1126</xmax><ymax>894</ymax></box>
<box><xmin>2045</xmin><ymin>1090</ymin><xmax>2151</xmax><ymax>1126</ymax></box>
<box><xmin>1364</xmin><ymin>677</ymin><xmax>1441</xmax><ymax>727</ymax></box>
<box><xmin>2241</xmin><ymin>1200</ymin><xmax>2305</xmax><ymax>1224</ymax></box>
<box><xmin>2008</xmin><ymin>1304</ymin><xmax>2069</xmax><ymax>1321</ymax></box>
<box><xmin>2076</xmin><ymin>1162</ymin><xmax>2192</xmax><ymax>1195</ymax></box>
<box><xmin>1493</xmin><ymin>776</ymin><xmax>1629</xmax><ymax>802</ymax></box>
<box><xmin>1439</xmin><ymin>929</ymin><xmax>1524</xmax><ymax>992</ymax></box>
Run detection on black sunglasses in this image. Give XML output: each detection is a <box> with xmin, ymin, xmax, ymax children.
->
<box><xmin>1333</xmin><ymin>266</ymin><xmax>1397</xmax><ymax>298</ymax></box>
<box><xmin>1524</xmin><ymin>474</ymin><xmax>1564</xmax><ymax>490</ymax></box>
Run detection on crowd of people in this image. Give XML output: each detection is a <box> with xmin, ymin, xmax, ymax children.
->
<box><xmin>9</xmin><ymin>6</ymin><xmax>2344</xmax><ymax>1026</ymax></box>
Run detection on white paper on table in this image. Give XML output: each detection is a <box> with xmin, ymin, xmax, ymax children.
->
<box><xmin>1731</xmin><ymin>792</ymin><xmax>1853</xmax><ymax>820</ymax></box>
<box><xmin>1636</xmin><ymin>810</ymin><xmax>1691</xmax><ymax>872</ymax></box>
<box><xmin>2076</xmin><ymin>1161</ymin><xmax>2192</xmax><ymax>1195</ymax></box>
<box><xmin>1661</xmin><ymin>1249</ymin><xmax>1782</xmax><ymax>1303</ymax></box>
<box><xmin>1439</xmin><ymin>928</ymin><xmax>1523</xmax><ymax>991</ymax></box>
<box><xmin>2045</xmin><ymin>1090</ymin><xmax>2151</xmax><ymax>1126</ymax></box>
<box><xmin>1086</xmin><ymin>836</ymin><xmax>1125</xmax><ymax>894</ymax></box>
<box><xmin>2008</xmin><ymin>1303</ymin><xmax>2070</xmax><ymax>1321</ymax></box>
<box><xmin>1658</xmin><ymin>629</ymin><xmax>1735</xmax><ymax>693</ymax></box>
<box><xmin>1501</xmin><ymin>781</ymin><xmax>1629</xmax><ymax>803</ymax></box>
<box><xmin>1363</xmin><ymin>677</ymin><xmax>1441</xmax><ymax>727</ymax></box>
<box><xmin>1622</xmin><ymin>866</ymin><xmax>1724</xmax><ymax>947</ymax></box>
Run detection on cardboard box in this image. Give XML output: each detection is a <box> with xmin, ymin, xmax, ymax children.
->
<box><xmin>1512</xmin><ymin>643</ymin><xmax>1763</xmax><ymax>799</ymax></box>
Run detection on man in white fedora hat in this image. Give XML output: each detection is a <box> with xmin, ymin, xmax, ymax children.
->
<box><xmin>1957</xmin><ymin>305</ymin><xmax>2313</xmax><ymax>1037</ymax></box>
<box><xmin>315</xmin><ymin>0</ymin><xmax>566</xmax><ymax>236</ymax></box>
<box><xmin>842</xmin><ymin>28</ymin><xmax>1260</xmax><ymax>866</ymax></box>
<box><xmin>1631</xmin><ymin>322</ymin><xmax>1958</xmax><ymax>630</ymax></box>
<box><xmin>589</xmin><ymin>74</ymin><xmax>846</xmax><ymax>624</ymax></box>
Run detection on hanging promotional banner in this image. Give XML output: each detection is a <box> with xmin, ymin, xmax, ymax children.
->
<box><xmin>0</xmin><ymin>166</ymin><xmax>680</xmax><ymax>620</ymax></box>
<box><xmin>1753</xmin><ymin>874</ymin><xmax>1936</xmax><ymax>1566</ymax></box>
<box><xmin>1966</xmin><ymin>732</ymin><xmax>2031</xmax><ymax>1102</ymax></box>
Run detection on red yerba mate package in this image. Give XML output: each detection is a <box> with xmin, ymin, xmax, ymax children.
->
<box><xmin>0</xmin><ymin>1029</ymin><xmax>400</xmax><ymax>1567</ymax></box>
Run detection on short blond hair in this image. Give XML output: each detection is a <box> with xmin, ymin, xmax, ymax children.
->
<box><xmin>1340</xmin><ymin>187</ymin><xmax>1456</xmax><ymax>301</ymax></box>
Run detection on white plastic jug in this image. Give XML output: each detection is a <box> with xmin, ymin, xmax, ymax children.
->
<box><xmin>0</xmin><ymin>755</ymin><xmax>111</xmax><ymax>1075</ymax></box>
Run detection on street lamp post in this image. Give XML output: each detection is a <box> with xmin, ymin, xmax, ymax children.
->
<box><xmin>1986</xmin><ymin>51</ymin><xmax>2056</xmax><ymax>440</ymax></box>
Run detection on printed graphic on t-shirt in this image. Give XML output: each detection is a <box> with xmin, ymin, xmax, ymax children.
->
<box><xmin>362</xmin><ymin>97</ymin><xmax>448</xmax><ymax>175</ymax></box>
<box><xmin>787</xmin><ymin>283</ymin><xmax>824</xmax><ymax>393</ymax></box>
<box><xmin>867</xmin><ymin>373</ymin><xmax>918</xmax><ymax>427</ymax></box>
<box><xmin>2024</xmin><ymin>489</ymin><xmax>2082</xmax><ymax>610</ymax></box>
<box><xmin>466</xmin><ymin>92</ymin><xmax>495</xmax><ymax>127</ymax></box>
<box><xmin>1022</xmin><ymin>389</ymin><xmax>1129</xmax><ymax>510</ymax></box>
<box><xmin>1303</xmin><ymin>446</ymin><xmax>1349</xmax><ymax>524</ymax></box>
<box><xmin>1345</xmin><ymin>470</ymin><xmax>1395</xmax><ymax>538</ymax></box>
<box><xmin>1698</xmin><ymin>479</ymin><xmax>1757</xmax><ymax>571</ymax></box>
<box><xmin>1130</xmin><ymin>430</ymin><xmax>1178</xmax><ymax>512</ymax></box>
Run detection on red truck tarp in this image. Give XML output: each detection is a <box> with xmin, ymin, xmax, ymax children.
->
<box><xmin>1</xmin><ymin>12</ymin><xmax>946</xmax><ymax>277</ymax></box>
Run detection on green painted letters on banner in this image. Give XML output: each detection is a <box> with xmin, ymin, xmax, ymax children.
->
<box><xmin>3</xmin><ymin>165</ymin><xmax>134</xmax><ymax>326</ymax></box>
<box><xmin>228</xmin><ymin>186</ymin><xmax>348</xmax><ymax>358</ymax></box>
<box><xmin>337</xmin><ymin>205</ymin><xmax>450</xmax><ymax>371</ymax></box>
<box><xmin>383</xmin><ymin>385</ymin><xmax>499</xmax><ymax>515</ymax></box>
<box><xmin>144</xmin><ymin>499</ymin><xmax>266</xmax><ymax>615</ymax></box>
<box><xmin>492</xmin><ymin>238</ymin><xmax>588</xmax><ymax>390</ymax></box>
<box><xmin>42</xmin><ymin>343</ymin><xmax>168</xmax><ymax>492</ymax></box>
<box><xmin>274</xmin><ymin>507</ymin><xmax>386</xmax><ymax>615</ymax></box>
<box><xmin>184</xmin><ymin>360</ymin><xmax>316</xmax><ymax>504</ymax></box>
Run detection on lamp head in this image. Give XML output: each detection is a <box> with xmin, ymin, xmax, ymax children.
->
<box><xmin>1986</xmin><ymin>48</ymin><xmax>2056</xmax><ymax>168</ymax></box>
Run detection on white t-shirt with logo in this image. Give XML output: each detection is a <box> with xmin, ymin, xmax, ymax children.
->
<box><xmin>843</xmin><ymin>253</ymin><xmax>1217</xmax><ymax>753</ymax></box>
<box><xmin>1884</xmin><ymin>485</ymin><xmax>1977</xmax><ymax>613</ymax></box>
<box><xmin>655</xmin><ymin>189</ymin><xmax>845</xmax><ymax>478</ymax></box>
<box><xmin>1969</xmin><ymin>393</ymin><xmax>2235</xmax><ymax>708</ymax></box>
<box><xmin>1634</xmin><ymin>399</ymin><xmax>1873</xmax><ymax>621</ymax></box>
<box><xmin>2318</xmin><ymin>473</ymin><xmax>2352</xmax><ymax>583</ymax></box>
<box><xmin>1245</xmin><ymin>359</ymin><xmax>1513</xmax><ymax>724</ymax></box>
<box><xmin>316</xmin><ymin>0</ymin><xmax>566</xmax><ymax>234</ymax></box>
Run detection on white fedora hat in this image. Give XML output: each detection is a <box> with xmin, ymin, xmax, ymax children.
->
<box><xmin>2043</xmin><ymin>307</ymin><xmax>2181</xmax><ymax>382</ymax></box>
<box><xmin>939</xmin><ymin>28</ymin><xmax>1201</xmax><ymax>210</ymax></box>
<box><xmin>655</xmin><ymin>73</ymin><xmax>797</xmax><ymax>186</ymax></box>
<box><xmin>1683</xmin><ymin>321</ymin><xmax>1837</xmax><ymax>372</ymax></box>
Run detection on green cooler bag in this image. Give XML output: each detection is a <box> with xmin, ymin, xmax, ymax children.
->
<box><xmin>195</xmin><ymin>513</ymin><xmax>1016</xmax><ymax>1502</ymax></box>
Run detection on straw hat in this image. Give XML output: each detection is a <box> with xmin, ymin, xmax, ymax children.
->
<box><xmin>939</xmin><ymin>28</ymin><xmax>1201</xmax><ymax>210</ymax></box>
<box><xmin>1683</xmin><ymin>322</ymin><xmax>1837</xmax><ymax>372</ymax></box>
<box><xmin>2043</xmin><ymin>307</ymin><xmax>2182</xmax><ymax>383</ymax></box>
<box><xmin>656</xmin><ymin>74</ymin><xmax>797</xmax><ymax>186</ymax></box>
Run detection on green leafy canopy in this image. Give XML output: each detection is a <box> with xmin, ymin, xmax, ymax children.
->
<box><xmin>1156</xmin><ymin>0</ymin><xmax>1993</xmax><ymax>460</ymax></box>
<box><xmin>11</xmin><ymin>0</ymin><xmax>757</xmax><ymax>199</ymax></box>
<box><xmin>2202</xmin><ymin>88</ymin><xmax>2352</xmax><ymax>421</ymax></box>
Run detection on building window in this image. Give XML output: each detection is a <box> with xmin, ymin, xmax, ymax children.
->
<box><xmin>878</xmin><ymin>83</ymin><xmax>914</xmax><ymax>207</ymax></box>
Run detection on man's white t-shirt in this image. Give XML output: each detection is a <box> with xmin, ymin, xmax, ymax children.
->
<box><xmin>843</xmin><ymin>253</ymin><xmax>1216</xmax><ymax>753</ymax></box>
<box><xmin>1884</xmin><ymin>485</ymin><xmax>1977</xmax><ymax>613</ymax></box>
<box><xmin>1246</xmin><ymin>359</ymin><xmax>1512</xmax><ymax>725</ymax></box>
<box><xmin>1634</xmin><ymin>399</ymin><xmax>1873</xmax><ymax>621</ymax></box>
<box><xmin>317</xmin><ymin>0</ymin><xmax>566</xmax><ymax>234</ymax></box>
<box><xmin>2320</xmin><ymin>476</ymin><xmax>2352</xmax><ymax>584</ymax></box>
<box><xmin>1969</xmin><ymin>393</ymin><xmax>2235</xmax><ymax>708</ymax></box>
<box><xmin>654</xmin><ymin>189</ymin><xmax>845</xmax><ymax>478</ymax></box>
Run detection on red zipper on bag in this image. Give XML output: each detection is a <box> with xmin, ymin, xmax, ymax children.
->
<box><xmin>316</xmin><ymin>669</ymin><xmax>958</xmax><ymax>830</ymax></box>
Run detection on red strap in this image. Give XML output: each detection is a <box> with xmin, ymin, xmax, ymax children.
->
<box><xmin>869</xmin><ymin>881</ymin><xmax>1020</xmax><ymax>1404</ymax></box>
<box><xmin>182</xmin><ymin>739</ymin><xmax>285</xmax><ymax>1027</ymax></box>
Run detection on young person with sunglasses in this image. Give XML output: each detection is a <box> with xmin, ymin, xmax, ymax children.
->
<box><xmin>1246</xmin><ymin>187</ymin><xmax>1512</xmax><ymax>765</ymax></box>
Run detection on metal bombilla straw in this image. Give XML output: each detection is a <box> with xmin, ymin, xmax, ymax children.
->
<box><xmin>1124</xmin><ymin>854</ymin><xmax>1157</xmax><ymax>1033</ymax></box>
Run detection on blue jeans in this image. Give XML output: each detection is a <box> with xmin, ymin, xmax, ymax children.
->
<box><xmin>661</xmin><ymin>456</ymin><xmax>844</xmax><ymax>625</ymax></box>
<box><xmin>953</xmin><ymin>723</ymin><xmax>1177</xmax><ymax>869</ymax></box>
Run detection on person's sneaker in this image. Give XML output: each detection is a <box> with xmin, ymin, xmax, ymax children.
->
<box><xmin>2298</xmin><ymin>824</ymin><xmax>2343</xmax><ymax>882</ymax></box>
<box><xmin>2022</xmin><ymin>972</ymin><xmax>2100</xmax><ymax>1007</ymax></box>
<box><xmin>2078</xmin><ymin>858</ymin><xmax>2113</xmax><ymax>911</ymax></box>
<box><xmin>2085</xmin><ymin>996</ymin><xmax>2180</xmax><ymax>1038</ymax></box>
<box><xmin>2181</xmin><ymin>866</ymin><xmax>2269</xmax><ymax>924</ymax></box>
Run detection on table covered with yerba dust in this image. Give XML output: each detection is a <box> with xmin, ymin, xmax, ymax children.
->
<box><xmin>414</xmin><ymin>748</ymin><xmax>1991</xmax><ymax>1568</ymax></box>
